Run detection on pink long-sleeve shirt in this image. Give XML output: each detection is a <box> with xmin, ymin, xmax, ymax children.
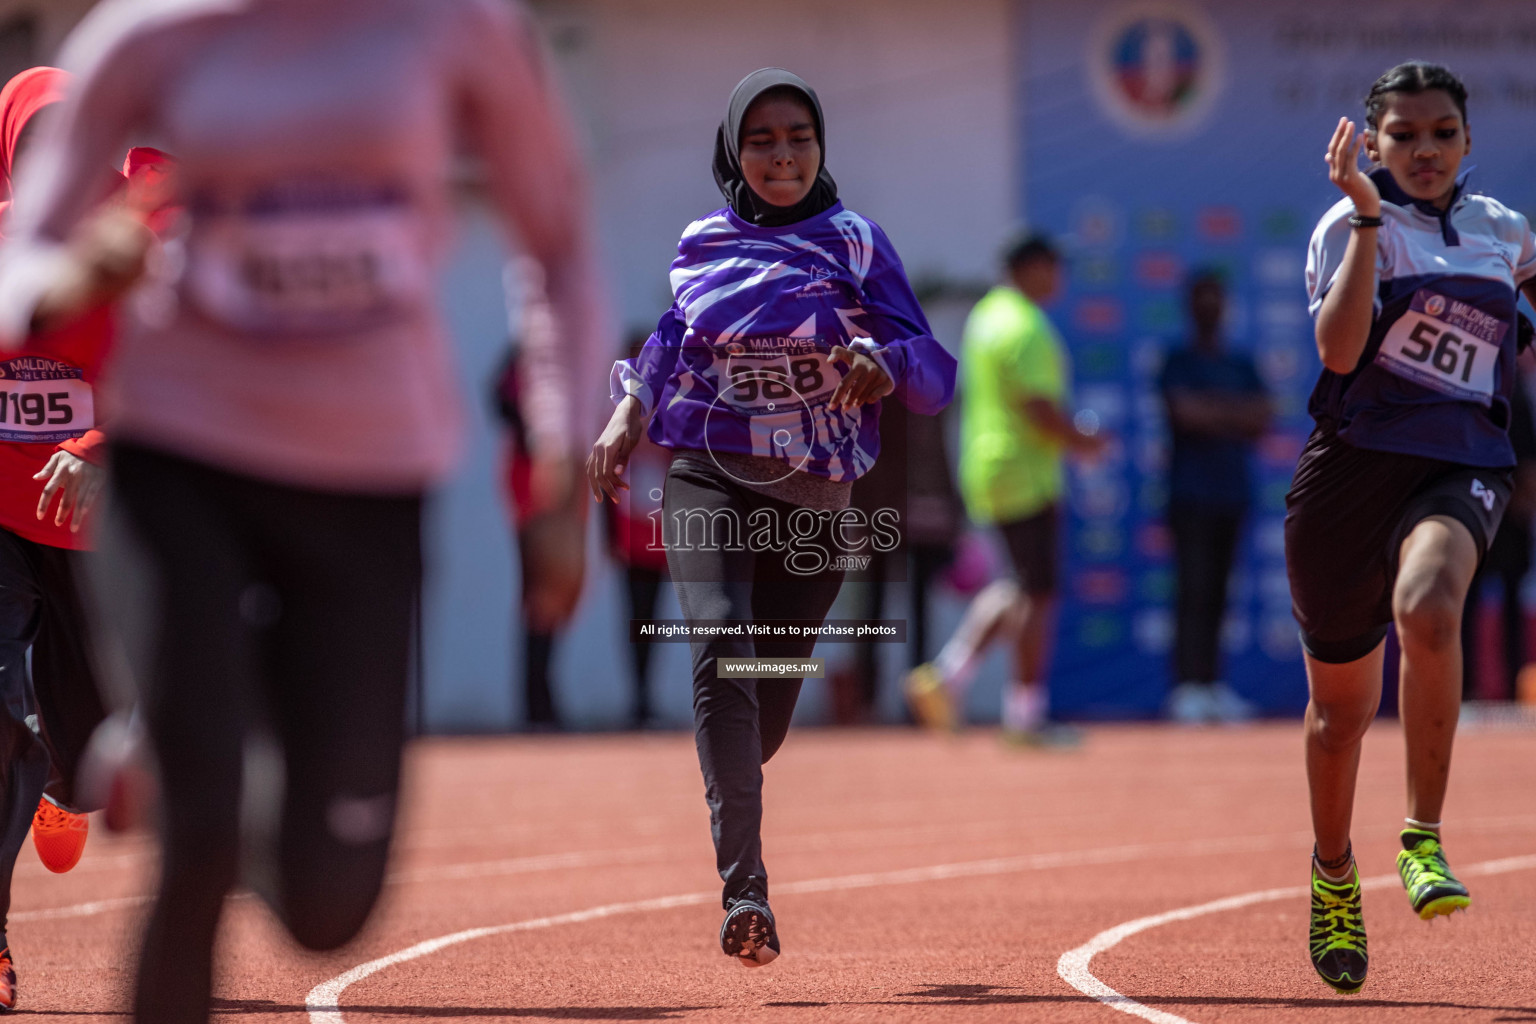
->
<box><xmin>0</xmin><ymin>0</ymin><xmax>605</xmax><ymax>491</ymax></box>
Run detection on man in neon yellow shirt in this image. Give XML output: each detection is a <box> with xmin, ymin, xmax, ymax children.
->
<box><xmin>906</xmin><ymin>235</ymin><xmax>1103</xmax><ymax>740</ymax></box>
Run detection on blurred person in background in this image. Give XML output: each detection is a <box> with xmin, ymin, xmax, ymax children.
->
<box><xmin>600</xmin><ymin>331</ymin><xmax>669</xmax><ymax>729</ymax></box>
<box><xmin>905</xmin><ymin>234</ymin><xmax>1103</xmax><ymax>744</ymax></box>
<box><xmin>0</xmin><ymin>3</ymin><xmax>605</xmax><ymax>1022</ymax></box>
<box><xmin>901</xmin><ymin>400</ymin><xmax>964</xmax><ymax>674</ymax></box>
<box><xmin>827</xmin><ymin>406</ymin><xmax>903</xmax><ymax>725</ymax></box>
<box><xmin>1158</xmin><ymin>269</ymin><xmax>1271</xmax><ymax>723</ymax></box>
<box><xmin>829</xmin><ymin>399</ymin><xmax>962</xmax><ymax>724</ymax></box>
<box><xmin>1460</xmin><ymin>349</ymin><xmax>1536</xmax><ymax>702</ymax></box>
<box><xmin>589</xmin><ymin>68</ymin><xmax>954</xmax><ymax>969</ymax></box>
<box><xmin>493</xmin><ymin>338</ymin><xmax>588</xmax><ymax>731</ymax></box>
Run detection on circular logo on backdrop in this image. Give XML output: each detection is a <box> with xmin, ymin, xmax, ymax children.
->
<box><xmin>1088</xmin><ymin>2</ymin><xmax>1225</xmax><ymax>138</ymax></box>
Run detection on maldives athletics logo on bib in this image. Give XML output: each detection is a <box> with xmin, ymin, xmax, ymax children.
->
<box><xmin>1088</xmin><ymin>2</ymin><xmax>1225</xmax><ymax>138</ymax></box>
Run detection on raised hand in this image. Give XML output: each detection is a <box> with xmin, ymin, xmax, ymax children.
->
<box><xmin>1325</xmin><ymin>117</ymin><xmax>1381</xmax><ymax>216</ymax></box>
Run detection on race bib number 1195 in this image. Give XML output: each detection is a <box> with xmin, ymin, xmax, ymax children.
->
<box><xmin>0</xmin><ymin>357</ymin><xmax>93</xmax><ymax>443</ymax></box>
<box><xmin>1375</xmin><ymin>289</ymin><xmax>1505</xmax><ymax>405</ymax></box>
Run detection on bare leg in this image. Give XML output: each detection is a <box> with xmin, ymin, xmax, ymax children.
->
<box><xmin>1000</xmin><ymin>591</ymin><xmax>1059</xmax><ymax>733</ymax></box>
<box><xmin>936</xmin><ymin>579</ymin><xmax>1022</xmax><ymax>691</ymax></box>
<box><xmin>1393</xmin><ymin>515</ymin><xmax>1479</xmax><ymax>831</ymax></box>
<box><xmin>952</xmin><ymin>580</ymin><xmax>1023</xmax><ymax>660</ymax></box>
<box><xmin>1011</xmin><ymin>592</ymin><xmax>1056</xmax><ymax>684</ymax></box>
<box><xmin>1304</xmin><ymin>643</ymin><xmax>1384</xmax><ymax>864</ymax></box>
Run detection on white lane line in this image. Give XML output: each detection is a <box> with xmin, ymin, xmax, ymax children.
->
<box><xmin>304</xmin><ymin>830</ymin><xmax>1325</xmax><ymax>1023</ymax></box>
<box><xmin>9</xmin><ymin>846</ymin><xmax>683</xmax><ymax>926</ymax></box>
<box><xmin>384</xmin><ymin>819</ymin><xmax>1029</xmax><ymax>886</ymax></box>
<box><xmin>1056</xmin><ymin>853</ymin><xmax>1536</xmax><ymax>1024</ymax></box>
<box><xmin>10</xmin><ymin>894</ymin><xmax>152</xmax><ymax>923</ymax></box>
<box><xmin>0</xmin><ymin>828</ymin><xmax>1298</xmax><ymax>927</ymax></box>
<box><xmin>13</xmin><ymin>850</ymin><xmax>152</xmax><ymax>879</ymax></box>
<box><xmin>392</xmin><ymin>814</ymin><xmax>1023</xmax><ymax>852</ymax></box>
<box><xmin>381</xmin><ymin>816</ymin><xmax>1536</xmax><ymax>889</ymax></box>
<box><xmin>36</xmin><ymin>812</ymin><xmax>1536</xmax><ymax>877</ymax></box>
<box><xmin>5</xmin><ymin>850</ymin><xmax>666</xmax><ymax>926</ymax></box>
<box><xmin>384</xmin><ymin>844</ymin><xmax>676</xmax><ymax>884</ymax></box>
<box><xmin>0</xmin><ymin>831</ymin><xmax>1076</xmax><ymax>927</ymax></box>
<box><xmin>306</xmin><ymin>891</ymin><xmax>718</xmax><ymax>1024</ymax></box>
<box><xmin>16</xmin><ymin>814</ymin><xmax>1536</xmax><ymax>929</ymax></box>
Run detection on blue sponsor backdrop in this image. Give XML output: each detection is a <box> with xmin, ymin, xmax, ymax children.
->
<box><xmin>1020</xmin><ymin>0</ymin><xmax>1536</xmax><ymax>717</ymax></box>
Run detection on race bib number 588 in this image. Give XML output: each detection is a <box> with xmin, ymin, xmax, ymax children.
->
<box><xmin>1375</xmin><ymin>289</ymin><xmax>1506</xmax><ymax>405</ymax></box>
<box><xmin>719</xmin><ymin>352</ymin><xmax>837</xmax><ymax>413</ymax></box>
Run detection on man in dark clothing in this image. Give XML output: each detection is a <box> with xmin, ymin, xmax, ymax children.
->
<box><xmin>1159</xmin><ymin>270</ymin><xmax>1272</xmax><ymax>722</ymax></box>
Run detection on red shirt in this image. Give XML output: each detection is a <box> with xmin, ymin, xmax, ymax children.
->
<box><xmin>0</xmin><ymin>67</ymin><xmax>113</xmax><ymax>550</ymax></box>
<box><xmin>0</xmin><ymin>305</ymin><xmax>112</xmax><ymax>550</ymax></box>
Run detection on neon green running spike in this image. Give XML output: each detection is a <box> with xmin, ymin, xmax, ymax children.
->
<box><xmin>1397</xmin><ymin>829</ymin><xmax>1471</xmax><ymax>920</ymax></box>
<box><xmin>1309</xmin><ymin>861</ymin><xmax>1367</xmax><ymax>994</ymax></box>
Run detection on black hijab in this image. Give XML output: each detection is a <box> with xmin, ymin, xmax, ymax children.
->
<box><xmin>712</xmin><ymin>68</ymin><xmax>839</xmax><ymax>228</ymax></box>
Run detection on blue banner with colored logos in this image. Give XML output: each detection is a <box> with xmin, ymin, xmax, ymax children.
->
<box><xmin>1021</xmin><ymin>0</ymin><xmax>1536</xmax><ymax>717</ymax></box>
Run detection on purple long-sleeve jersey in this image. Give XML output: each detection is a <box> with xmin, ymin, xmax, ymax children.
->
<box><xmin>610</xmin><ymin>203</ymin><xmax>956</xmax><ymax>483</ymax></box>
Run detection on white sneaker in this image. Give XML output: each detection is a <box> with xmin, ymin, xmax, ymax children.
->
<box><xmin>1166</xmin><ymin>682</ymin><xmax>1217</xmax><ymax>724</ymax></box>
<box><xmin>1001</xmin><ymin>683</ymin><xmax>1047</xmax><ymax>734</ymax></box>
<box><xmin>1209</xmin><ymin>682</ymin><xmax>1257</xmax><ymax>723</ymax></box>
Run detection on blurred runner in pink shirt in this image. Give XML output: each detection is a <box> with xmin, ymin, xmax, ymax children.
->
<box><xmin>0</xmin><ymin>2</ymin><xmax>606</xmax><ymax>1021</ymax></box>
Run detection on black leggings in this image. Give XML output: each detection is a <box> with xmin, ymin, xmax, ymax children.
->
<box><xmin>106</xmin><ymin>445</ymin><xmax>421</xmax><ymax>1024</ymax></box>
<box><xmin>0</xmin><ymin>529</ymin><xmax>106</xmax><ymax>946</ymax></box>
<box><xmin>662</xmin><ymin>456</ymin><xmax>845</xmax><ymax>903</ymax></box>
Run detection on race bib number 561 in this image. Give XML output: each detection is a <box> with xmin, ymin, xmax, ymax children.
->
<box><xmin>1375</xmin><ymin>289</ymin><xmax>1506</xmax><ymax>405</ymax></box>
<box><xmin>0</xmin><ymin>357</ymin><xmax>93</xmax><ymax>443</ymax></box>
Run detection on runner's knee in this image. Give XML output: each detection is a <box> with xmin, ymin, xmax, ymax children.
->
<box><xmin>1309</xmin><ymin>695</ymin><xmax>1375</xmax><ymax>752</ymax></box>
<box><xmin>1392</xmin><ymin>568</ymin><xmax>1463</xmax><ymax>650</ymax></box>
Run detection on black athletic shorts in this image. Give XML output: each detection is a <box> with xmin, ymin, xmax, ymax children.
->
<box><xmin>1284</xmin><ymin>427</ymin><xmax>1512</xmax><ymax>664</ymax></box>
<box><xmin>998</xmin><ymin>503</ymin><xmax>1059</xmax><ymax>597</ymax></box>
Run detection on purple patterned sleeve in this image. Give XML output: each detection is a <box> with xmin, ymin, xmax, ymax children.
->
<box><xmin>609</xmin><ymin>306</ymin><xmax>685</xmax><ymax>417</ymax></box>
<box><xmin>859</xmin><ymin>225</ymin><xmax>956</xmax><ymax>415</ymax></box>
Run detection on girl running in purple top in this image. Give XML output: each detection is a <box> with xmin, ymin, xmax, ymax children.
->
<box><xmin>588</xmin><ymin>67</ymin><xmax>955</xmax><ymax>967</ymax></box>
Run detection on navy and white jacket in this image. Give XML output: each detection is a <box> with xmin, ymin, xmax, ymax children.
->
<box><xmin>1305</xmin><ymin>168</ymin><xmax>1536</xmax><ymax>468</ymax></box>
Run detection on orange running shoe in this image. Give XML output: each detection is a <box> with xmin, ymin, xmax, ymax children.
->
<box><xmin>31</xmin><ymin>797</ymin><xmax>88</xmax><ymax>873</ymax></box>
<box><xmin>0</xmin><ymin>946</ymin><xmax>15</xmax><ymax>1011</ymax></box>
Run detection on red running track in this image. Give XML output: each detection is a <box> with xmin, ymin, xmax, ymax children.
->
<box><xmin>8</xmin><ymin>721</ymin><xmax>1536</xmax><ymax>1022</ymax></box>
